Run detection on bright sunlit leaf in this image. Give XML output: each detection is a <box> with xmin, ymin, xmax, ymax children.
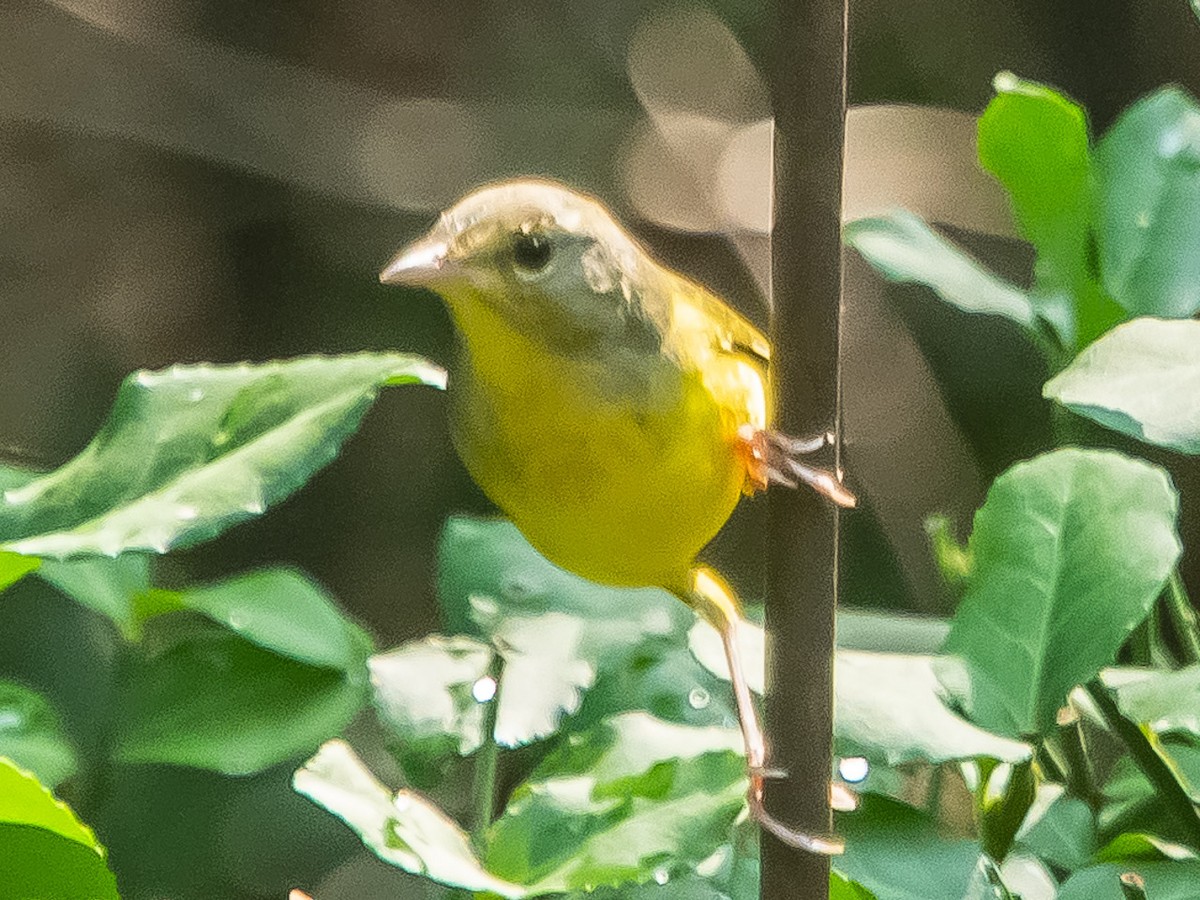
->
<box><xmin>978</xmin><ymin>72</ymin><xmax>1123</xmax><ymax>347</ymax></box>
<box><xmin>1045</xmin><ymin>318</ymin><xmax>1200</xmax><ymax>455</ymax></box>
<box><xmin>0</xmin><ymin>759</ymin><xmax>118</xmax><ymax>899</ymax></box>
<box><xmin>294</xmin><ymin>739</ymin><xmax>526</xmax><ymax>898</ymax></box>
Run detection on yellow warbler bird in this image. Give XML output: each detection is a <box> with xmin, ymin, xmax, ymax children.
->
<box><xmin>381</xmin><ymin>178</ymin><xmax>854</xmax><ymax>854</ymax></box>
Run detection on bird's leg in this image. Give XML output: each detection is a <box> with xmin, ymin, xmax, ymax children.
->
<box><xmin>737</xmin><ymin>426</ymin><xmax>857</xmax><ymax>508</ymax></box>
<box><xmin>688</xmin><ymin>567</ymin><xmax>845</xmax><ymax>856</ymax></box>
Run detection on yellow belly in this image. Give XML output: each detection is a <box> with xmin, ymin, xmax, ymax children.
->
<box><xmin>448</xmin><ymin>306</ymin><xmax>745</xmax><ymax>592</ymax></box>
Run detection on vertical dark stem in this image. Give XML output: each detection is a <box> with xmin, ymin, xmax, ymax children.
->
<box><xmin>1084</xmin><ymin>679</ymin><xmax>1200</xmax><ymax>848</ymax></box>
<box><xmin>764</xmin><ymin>0</ymin><xmax>848</xmax><ymax>896</ymax></box>
<box><xmin>1164</xmin><ymin>569</ymin><xmax>1200</xmax><ymax>665</ymax></box>
<box><xmin>471</xmin><ymin>650</ymin><xmax>505</xmax><ymax>852</ymax></box>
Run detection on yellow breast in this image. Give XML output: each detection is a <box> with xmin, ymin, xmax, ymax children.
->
<box><xmin>446</xmin><ymin>298</ymin><xmax>749</xmax><ymax>592</ymax></box>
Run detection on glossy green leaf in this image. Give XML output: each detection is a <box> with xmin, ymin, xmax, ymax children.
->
<box><xmin>438</xmin><ymin>516</ymin><xmax>688</xmax><ymax>654</ymax></box>
<box><xmin>942</xmin><ymin>449</ymin><xmax>1180</xmax><ymax>738</ymax></box>
<box><xmin>843</xmin><ymin>211</ymin><xmax>1036</xmax><ymax>329</ymax></box>
<box><xmin>1058</xmin><ymin>862</ymin><xmax>1200</xmax><ymax>899</ymax></box>
<box><xmin>0</xmin><ymin>354</ymin><xmax>444</xmax><ymax>559</ymax></box>
<box><xmin>1105</xmin><ymin>665</ymin><xmax>1200</xmax><ymax>738</ymax></box>
<box><xmin>371</xmin><ymin>615</ymin><xmax>595</xmax><ymax>763</ymax></box>
<box><xmin>1094</xmin><ymin>88</ymin><xmax>1200</xmax><ymax>318</ymax></box>
<box><xmin>0</xmin><ymin>759</ymin><xmax>118</xmax><ymax>899</ymax></box>
<box><xmin>370</xmin><ymin>634</ymin><xmax>493</xmax><ymax>784</ymax></box>
<box><xmin>37</xmin><ymin>554</ymin><xmax>152</xmax><ymax>640</ymax></box>
<box><xmin>0</xmin><ymin>683</ymin><xmax>76</xmax><ymax>789</ymax></box>
<box><xmin>1018</xmin><ymin>790</ymin><xmax>1098</xmax><ymax>872</ymax></box>
<box><xmin>834</xmin><ymin>794</ymin><xmax>983</xmax><ymax>900</ymax></box>
<box><xmin>294</xmin><ymin>739</ymin><xmax>525</xmax><ymax>898</ymax></box>
<box><xmin>1044</xmin><ymin>318</ymin><xmax>1200</xmax><ymax>454</ymax></box>
<box><xmin>116</xmin><ymin>622</ymin><xmax>369</xmax><ymax>774</ymax></box>
<box><xmin>975</xmin><ymin>759</ymin><xmax>1037</xmax><ymax>863</ymax></box>
<box><xmin>172</xmin><ymin>567</ymin><xmax>372</xmax><ymax>670</ymax></box>
<box><xmin>979</xmin><ymin>72</ymin><xmax>1123</xmax><ymax>347</ymax></box>
<box><xmin>0</xmin><ymin>551</ymin><xmax>39</xmax><ymax>592</ymax></box>
<box><xmin>438</xmin><ymin>516</ymin><xmax>737</xmax><ymax>732</ymax></box>
<box><xmin>485</xmin><ymin>713</ymin><xmax>746</xmax><ymax>896</ymax></box>
<box><xmin>689</xmin><ymin>621</ymin><xmax>1030</xmax><ymax>766</ymax></box>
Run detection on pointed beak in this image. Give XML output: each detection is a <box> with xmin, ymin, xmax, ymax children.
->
<box><xmin>379</xmin><ymin>236</ymin><xmax>452</xmax><ymax>286</ymax></box>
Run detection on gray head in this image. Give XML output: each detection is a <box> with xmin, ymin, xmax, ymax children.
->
<box><xmin>380</xmin><ymin>179</ymin><xmax>662</xmax><ymax>349</ymax></box>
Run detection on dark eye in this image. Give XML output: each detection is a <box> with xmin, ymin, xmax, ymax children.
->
<box><xmin>512</xmin><ymin>232</ymin><xmax>553</xmax><ymax>273</ymax></box>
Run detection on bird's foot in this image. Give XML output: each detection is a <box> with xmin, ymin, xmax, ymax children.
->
<box><xmin>736</xmin><ymin>426</ymin><xmax>857</xmax><ymax>507</ymax></box>
<box><xmin>747</xmin><ymin>780</ymin><xmax>846</xmax><ymax>856</ymax></box>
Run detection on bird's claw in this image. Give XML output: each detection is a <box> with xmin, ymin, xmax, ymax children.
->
<box><xmin>748</xmin><ymin>788</ymin><xmax>846</xmax><ymax>856</ymax></box>
<box><xmin>750</xmin><ymin>764</ymin><xmax>789</xmax><ymax>781</ymax></box>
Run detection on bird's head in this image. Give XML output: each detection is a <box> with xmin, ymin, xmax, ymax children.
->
<box><xmin>380</xmin><ymin>179</ymin><xmax>662</xmax><ymax>351</ymax></box>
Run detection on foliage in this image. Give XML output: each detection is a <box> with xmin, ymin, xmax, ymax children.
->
<box><xmin>0</xmin><ymin>758</ymin><xmax>119</xmax><ymax>899</ymax></box>
<box><xmin>3</xmin><ymin>69</ymin><xmax>1200</xmax><ymax>900</ymax></box>
<box><xmin>845</xmin><ymin>70</ymin><xmax>1200</xmax><ymax>898</ymax></box>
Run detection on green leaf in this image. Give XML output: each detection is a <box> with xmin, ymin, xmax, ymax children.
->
<box><xmin>1105</xmin><ymin>665</ymin><xmax>1200</xmax><ymax>738</ymax></box>
<box><xmin>0</xmin><ymin>551</ymin><xmax>39</xmax><ymax>592</ymax></box>
<box><xmin>688</xmin><ymin>621</ymin><xmax>1031</xmax><ymax>766</ymax></box>
<box><xmin>1044</xmin><ymin>318</ymin><xmax>1200</xmax><ymax>454</ymax></box>
<box><xmin>0</xmin><ymin>354</ymin><xmax>445</xmax><ymax>559</ymax></box>
<box><xmin>1097</xmin><ymin>831</ymin><xmax>1198</xmax><ymax>864</ymax></box>
<box><xmin>1018</xmin><ymin>789</ymin><xmax>1098</xmax><ymax>872</ymax></box>
<box><xmin>836</xmin><ymin>609</ymin><xmax>951</xmax><ymax>655</ymax></box>
<box><xmin>172</xmin><ymin>567</ymin><xmax>371</xmax><ymax>670</ymax></box>
<box><xmin>438</xmin><ymin>516</ymin><xmax>688</xmax><ymax>652</ymax></box>
<box><xmin>0</xmin><ymin>758</ymin><xmax>100</xmax><ymax>848</ymax></box>
<box><xmin>0</xmin><ymin>759</ymin><xmax>119</xmax><ymax>899</ymax></box>
<box><xmin>437</xmin><ymin>516</ymin><xmax>735</xmax><ymax>732</ymax></box>
<box><xmin>830</xmin><ymin>872</ymin><xmax>879</xmax><ymax>899</ymax></box>
<box><xmin>294</xmin><ymin>739</ymin><xmax>526</xmax><ymax>898</ymax></box>
<box><xmin>926</xmin><ymin>514</ymin><xmax>973</xmax><ymax>590</ymax></box>
<box><xmin>1059</xmin><ymin>862</ymin><xmax>1200</xmax><ymax>899</ymax></box>
<box><xmin>371</xmin><ymin>616</ymin><xmax>595</xmax><ymax>765</ymax></box>
<box><xmin>370</xmin><ymin>635</ymin><xmax>493</xmax><ymax>784</ymax></box>
<box><xmin>835</xmin><ymin>794</ymin><xmax>983</xmax><ymax>900</ymax></box>
<box><xmin>1094</xmin><ymin>88</ymin><xmax>1200</xmax><ymax>318</ymax></box>
<box><xmin>974</xmin><ymin>759</ymin><xmax>1037</xmax><ymax>863</ymax></box>
<box><xmin>942</xmin><ymin>448</ymin><xmax>1180</xmax><ymax>738</ymax></box>
<box><xmin>116</xmin><ymin>621</ymin><xmax>369</xmax><ymax>774</ymax></box>
<box><xmin>485</xmin><ymin>713</ymin><xmax>747</xmax><ymax>896</ymax></box>
<box><xmin>979</xmin><ymin>72</ymin><xmax>1123</xmax><ymax>347</ymax></box>
<box><xmin>0</xmin><ymin>683</ymin><xmax>77</xmax><ymax>789</ymax></box>
<box><xmin>37</xmin><ymin>554</ymin><xmax>152</xmax><ymax>640</ymax></box>
<box><xmin>843</xmin><ymin>211</ymin><xmax>1036</xmax><ymax>329</ymax></box>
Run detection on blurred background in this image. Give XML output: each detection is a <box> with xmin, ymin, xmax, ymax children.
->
<box><xmin>2</xmin><ymin>0</ymin><xmax>1199</xmax><ymax>897</ymax></box>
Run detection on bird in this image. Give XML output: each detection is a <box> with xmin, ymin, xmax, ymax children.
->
<box><xmin>380</xmin><ymin>178</ymin><xmax>855</xmax><ymax>855</ymax></box>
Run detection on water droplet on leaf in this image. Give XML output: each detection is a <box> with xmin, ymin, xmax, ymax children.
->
<box><xmin>472</xmin><ymin>676</ymin><xmax>498</xmax><ymax>703</ymax></box>
<box><xmin>838</xmin><ymin>756</ymin><xmax>870</xmax><ymax>783</ymax></box>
